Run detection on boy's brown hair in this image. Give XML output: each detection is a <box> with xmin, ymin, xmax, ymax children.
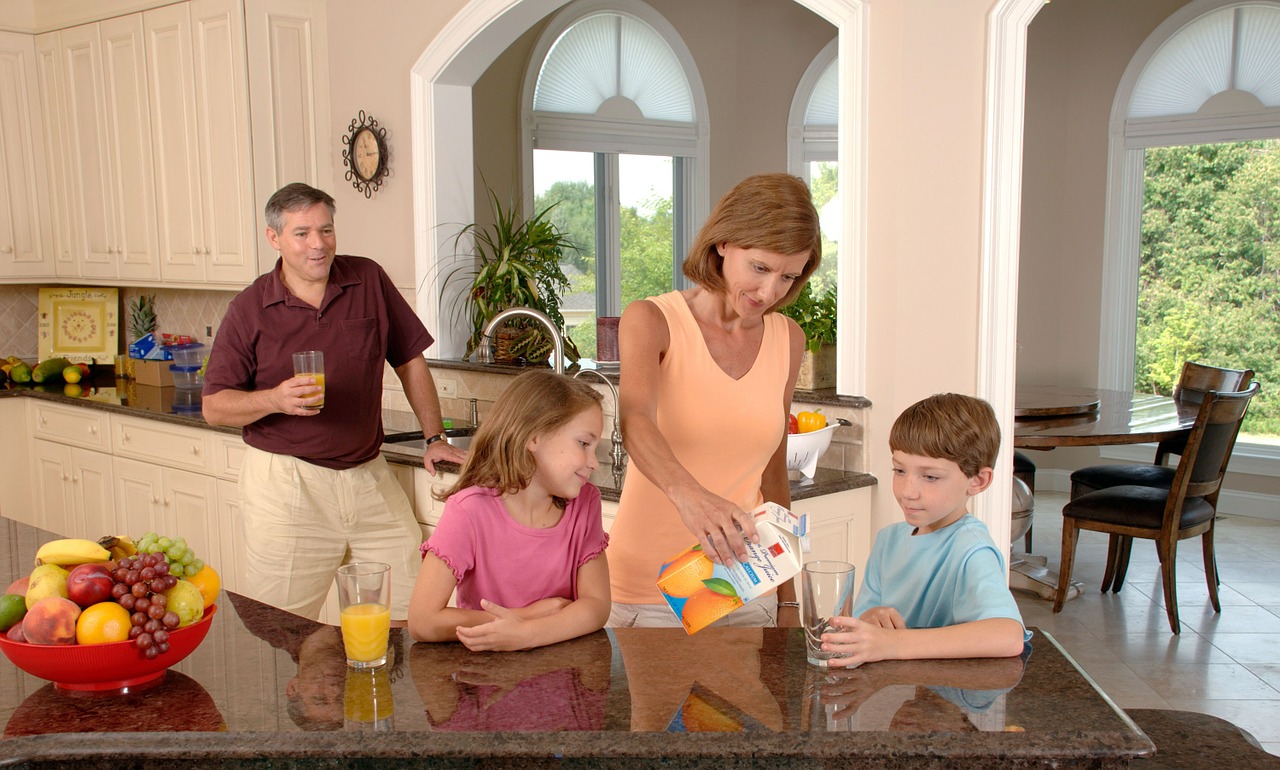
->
<box><xmin>889</xmin><ymin>393</ymin><xmax>1000</xmax><ymax>478</ymax></box>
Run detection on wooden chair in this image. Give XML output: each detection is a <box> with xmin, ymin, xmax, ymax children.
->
<box><xmin>1053</xmin><ymin>382</ymin><xmax>1259</xmax><ymax>634</ymax></box>
<box><xmin>1012</xmin><ymin>450</ymin><xmax>1037</xmax><ymax>551</ymax></box>
<box><xmin>1067</xmin><ymin>363</ymin><xmax>1253</xmax><ymax>591</ymax></box>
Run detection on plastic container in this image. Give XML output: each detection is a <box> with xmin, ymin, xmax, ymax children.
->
<box><xmin>786</xmin><ymin>424</ymin><xmax>838</xmax><ymax>479</ymax></box>
<box><xmin>170</xmin><ymin>364</ymin><xmax>204</xmax><ymax>390</ymax></box>
<box><xmin>172</xmin><ymin>387</ymin><xmax>203</xmax><ymax>413</ymax></box>
<box><xmin>168</xmin><ymin>342</ymin><xmax>206</xmax><ymax>369</ymax></box>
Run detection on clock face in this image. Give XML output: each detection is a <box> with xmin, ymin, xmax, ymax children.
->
<box><xmin>353</xmin><ymin>128</ymin><xmax>382</xmax><ymax>182</ymax></box>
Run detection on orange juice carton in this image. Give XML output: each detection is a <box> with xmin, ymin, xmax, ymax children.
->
<box><xmin>657</xmin><ymin>502</ymin><xmax>807</xmax><ymax>634</ymax></box>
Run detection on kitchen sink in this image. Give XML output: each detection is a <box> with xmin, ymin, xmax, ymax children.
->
<box><xmin>383</xmin><ymin>427</ymin><xmax>476</xmax><ymax>451</ymax></box>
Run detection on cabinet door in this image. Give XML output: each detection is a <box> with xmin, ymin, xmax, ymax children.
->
<box><xmin>215</xmin><ymin>478</ymin><xmax>243</xmax><ymax>594</ymax></box>
<box><xmin>34</xmin><ymin>32</ymin><xmax>76</xmax><ymax>276</ymax></box>
<box><xmin>0</xmin><ymin>31</ymin><xmax>50</xmax><ymax>278</ymax></box>
<box><xmin>0</xmin><ymin>399</ymin><xmax>33</xmax><ymax>526</ymax></box>
<box><xmin>58</xmin><ymin>22</ymin><xmax>117</xmax><ymax>278</ymax></box>
<box><xmin>145</xmin><ymin>3</ymin><xmax>205</xmax><ymax>283</ymax></box>
<box><xmin>72</xmin><ymin>447</ymin><xmax>116</xmax><ymax>539</ymax></box>
<box><xmin>191</xmin><ymin>0</ymin><xmax>255</xmax><ymax>285</ymax></box>
<box><xmin>163</xmin><ymin>466</ymin><xmax>218</xmax><ymax>568</ymax></box>
<box><xmin>32</xmin><ymin>440</ymin><xmax>74</xmax><ymax>536</ymax></box>
<box><xmin>100</xmin><ymin>14</ymin><xmax>159</xmax><ymax>282</ymax></box>
<box><xmin>114</xmin><ymin>456</ymin><xmax>165</xmax><ymax>538</ymax></box>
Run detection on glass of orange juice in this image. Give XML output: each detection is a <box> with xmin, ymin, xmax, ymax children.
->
<box><xmin>291</xmin><ymin>350</ymin><xmax>325</xmax><ymax>409</ymax></box>
<box><xmin>336</xmin><ymin>562</ymin><xmax>391</xmax><ymax>669</ymax></box>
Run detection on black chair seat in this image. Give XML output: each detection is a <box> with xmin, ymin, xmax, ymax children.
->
<box><xmin>1063</xmin><ymin>485</ymin><xmax>1215</xmax><ymax>531</ymax></box>
<box><xmin>1070</xmin><ymin>464</ymin><xmax>1175</xmax><ymax>497</ymax></box>
<box><xmin>1013</xmin><ymin>451</ymin><xmax>1036</xmax><ymax>475</ymax></box>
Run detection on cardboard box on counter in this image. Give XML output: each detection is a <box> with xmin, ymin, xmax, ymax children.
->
<box><xmin>130</xmin><ymin>383</ymin><xmax>175</xmax><ymax>412</ymax></box>
<box><xmin>133</xmin><ymin>359</ymin><xmax>174</xmax><ymax>387</ymax></box>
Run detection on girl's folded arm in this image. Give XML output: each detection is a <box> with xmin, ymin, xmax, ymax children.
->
<box><xmin>520</xmin><ymin>553</ymin><xmax>612</xmax><ymax>649</ymax></box>
<box><xmin>407</xmin><ymin>551</ymin><xmax>493</xmax><ymax>642</ymax></box>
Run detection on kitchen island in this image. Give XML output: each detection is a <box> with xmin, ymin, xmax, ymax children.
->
<box><xmin>1</xmin><ymin>521</ymin><xmax>1154</xmax><ymax>769</ymax></box>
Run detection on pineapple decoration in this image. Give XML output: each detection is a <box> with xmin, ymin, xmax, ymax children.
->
<box><xmin>129</xmin><ymin>294</ymin><xmax>157</xmax><ymax>343</ymax></box>
<box><xmin>123</xmin><ymin>294</ymin><xmax>157</xmax><ymax>381</ymax></box>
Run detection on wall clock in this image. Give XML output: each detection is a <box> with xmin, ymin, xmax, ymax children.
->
<box><xmin>342</xmin><ymin>110</ymin><xmax>389</xmax><ymax>197</ymax></box>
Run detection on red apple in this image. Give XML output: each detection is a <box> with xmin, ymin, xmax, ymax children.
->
<box><xmin>6</xmin><ymin>576</ymin><xmax>28</xmax><ymax>596</ymax></box>
<box><xmin>66</xmin><ymin>563</ymin><xmax>114</xmax><ymax>608</ymax></box>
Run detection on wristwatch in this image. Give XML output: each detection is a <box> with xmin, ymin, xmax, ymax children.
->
<box><xmin>424</xmin><ymin>432</ymin><xmax>448</xmax><ymax>447</ymax></box>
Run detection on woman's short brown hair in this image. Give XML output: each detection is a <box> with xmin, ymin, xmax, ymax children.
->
<box><xmin>435</xmin><ymin>370</ymin><xmax>604</xmax><ymax>508</ymax></box>
<box><xmin>889</xmin><ymin>393</ymin><xmax>1001</xmax><ymax>478</ymax></box>
<box><xmin>682</xmin><ymin>173</ymin><xmax>822</xmax><ymax>311</ymax></box>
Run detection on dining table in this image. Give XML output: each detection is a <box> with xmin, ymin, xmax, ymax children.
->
<box><xmin>0</xmin><ymin>519</ymin><xmax>1158</xmax><ymax>768</ymax></box>
<box><xmin>1009</xmin><ymin>386</ymin><xmax>1195</xmax><ymax>603</ymax></box>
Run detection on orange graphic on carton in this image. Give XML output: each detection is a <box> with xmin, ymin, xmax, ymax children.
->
<box><xmin>657</xmin><ymin>502</ymin><xmax>807</xmax><ymax>634</ymax></box>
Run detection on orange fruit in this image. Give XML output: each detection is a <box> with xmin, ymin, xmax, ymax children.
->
<box><xmin>76</xmin><ymin>601</ymin><xmax>131</xmax><ymax>645</ymax></box>
<box><xmin>658</xmin><ymin>546</ymin><xmax>713</xmax><ymax>598</ymax></box>
<box><xmin>185</xmin><ymin>565</ymin><xmax>221</xmax><ymax>608</ymax></box>
<box><xmin>679</xmin><ymin>586</ymin><xmax>743</xmax><ymax>633</ymax></box>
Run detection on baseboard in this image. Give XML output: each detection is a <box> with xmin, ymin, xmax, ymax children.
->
<box><xmin>1030</xmin><ymin>469</ymin><xmax>1280</xmax><ymax>523</ymax></box>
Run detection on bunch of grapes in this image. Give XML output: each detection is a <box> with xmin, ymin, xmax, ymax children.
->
<box><xmin>109</xmin><ymin>552</ymin><xmax>182</xmax><ymax>659</ymax></box>
<box><xmin>135</xmin><ymin>532</ymin><xmax>205</xmax><ymax>578</ymax></box>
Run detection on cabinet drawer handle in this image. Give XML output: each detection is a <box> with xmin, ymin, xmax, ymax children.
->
<box><xmin>191</xmin><ymin>446</ymin><xmax>200</xmax><ymax>456</ymax></box>
<box><xmin>88</xmin><ymin>425</ymin><xmax>98</xmax><ymax>435</ymax></box>
<box><xmin>1</xmin><ymin>246</ymin><xmax>12</xmax><ymax>254</ymax></box>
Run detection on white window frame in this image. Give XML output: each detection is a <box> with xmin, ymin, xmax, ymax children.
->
<box><xmin>1100</xmin><ymin>0</ymin><xmax>1280</xmax><ymax>473</ymax></box>
<box><xmin>520</xmin><ymin>0</ymin><xmax>706</xmax><ymax>316</ymax></box>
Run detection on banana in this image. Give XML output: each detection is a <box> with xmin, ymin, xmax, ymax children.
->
<box><xmin>34</xmin><ymin>538</ymin><xmax>113</xmax><ymax>567</ymax></box>
<box><xmin>97</xmin><ymin>534</ymin><xmax>138</xmax><ymax>561</ymax></box>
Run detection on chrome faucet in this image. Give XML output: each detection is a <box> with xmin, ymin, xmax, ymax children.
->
<box><xmin>573</xmin><ymin>368</ymin><xmax>627</xmax><ymax>469</ymax></box>
<box><xmin>478</xmin><ymin>306</ymin><xmax>565</xmax><ymax>375</ymax></box>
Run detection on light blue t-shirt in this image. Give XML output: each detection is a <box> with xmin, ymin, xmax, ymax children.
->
<box><xmin>851</xmin><ymin>514</ymin><xmax>1026</xmax><ymax>634</ymax></box>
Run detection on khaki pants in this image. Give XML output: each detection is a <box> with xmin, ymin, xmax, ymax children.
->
<box><xmin>238</xmin><ymin>447</ymin><xmax>421</xmax><ymax>620</ymax></box>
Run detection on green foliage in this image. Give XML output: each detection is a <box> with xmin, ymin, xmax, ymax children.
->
<box><xmin>444</xmin><ymin>185</ymin><xmax>582</xmax><ymax>361</ymax></box>
<box><xmin>779</xmin><ymin>283</ymin><xmax>837</xmax><ymax>354</ymax></box>
<box><xmin>1138</xmin><ymin>140</ymin><xmax>1280</xmax><ymax>435</ymax></box>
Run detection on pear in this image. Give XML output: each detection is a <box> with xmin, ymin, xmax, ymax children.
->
<box><xmin>24</xmin><ymin>564</ymin><xmax>70</xmax><ymax>611</ymax></box>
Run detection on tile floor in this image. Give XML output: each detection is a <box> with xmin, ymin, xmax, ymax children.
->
<box><xmin>1013</xmin><ymin>490</ymin><xmax>1280</xmax><ymax>757</ymax></box>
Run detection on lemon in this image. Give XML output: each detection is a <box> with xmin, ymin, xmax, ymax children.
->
<box><xmin>0</xmin><ymin>593</ymin><xmax>26</xmax><ymax>633</ymax></box>
<box><xmin>76</xmin><ymin>601</ymin><xmax>131</xmax><ymax>644</ymax></box>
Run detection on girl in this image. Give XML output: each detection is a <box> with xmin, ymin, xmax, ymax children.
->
<box><xmin>408</xmin><ymin>370</ymin><xmax>611</xmax><ymax>651</ymax></box>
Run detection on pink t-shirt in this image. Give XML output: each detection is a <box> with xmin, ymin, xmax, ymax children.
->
<box><xmin>422</xmin><ymin>485</ymin><xmax>608</xmax><ymax>610</ymax></box>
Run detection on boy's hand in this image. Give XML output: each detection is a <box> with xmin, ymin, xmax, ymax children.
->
<box><xmin>454</xmin><ymin>600</ymin><xmax>535</xmax><ymax>651</ymax></box>
<box><xmin>821</xmin><ymin>616</ymin><xmax>892</xmax><ymax>668</ymax></box>
<box><xmin>859</xmin><ymin>606</ymin><xmax>906</xmax><ymax>629</ymax></box>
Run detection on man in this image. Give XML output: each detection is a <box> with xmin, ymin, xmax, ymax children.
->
<box><xmin>203</xmin><ymin>182</ymin><xmax>465</xmax><ymax>621</ymax></box>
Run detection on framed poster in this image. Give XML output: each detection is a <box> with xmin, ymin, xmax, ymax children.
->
<box><xmin>37</xmin><ymin>288</ymin><xmax>121</xmax><ymax>364</ymax></box>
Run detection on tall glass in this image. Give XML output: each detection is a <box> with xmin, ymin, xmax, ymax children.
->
<box><xmin>291</xmin><ymin>350</ymin><xmax>325</xmax><ymax>409</ymax></box>
<box><xmin>802</xmin><ymin>560</ymin><xmax>856</xmax><ymax>667</ymax></box>
<box><xmin>336</xmin><ymin>562</ymin><xmax>391</xmax><ymax>669</ymax></box>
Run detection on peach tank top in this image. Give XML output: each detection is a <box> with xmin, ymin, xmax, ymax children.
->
<box><xmin>609</xmin><ymin>291</ymin><xmax>790</xmax><ymax>605</ymax></box>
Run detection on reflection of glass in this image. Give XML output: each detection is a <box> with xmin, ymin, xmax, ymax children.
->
<box><xmin>344</xmin><ymin>667</ymin><xmax>395</xmax><ymax>731</ymax></box>
<box><xmin>411</xmin><ymin>631</ymin><xmax>612</xmax><ymax>731</ymax></box>
<box><xmin>801</xmin><ymin>653</ymin><xmax>1028</xmax><ymax>733</ymax></box>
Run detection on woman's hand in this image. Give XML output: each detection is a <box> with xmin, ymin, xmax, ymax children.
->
<box><xmin>670</xmin><ymin>485</ymin><xmax>759</xmax><ymax>565</ymax></box>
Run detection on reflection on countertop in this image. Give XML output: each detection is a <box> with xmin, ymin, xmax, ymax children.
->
<box><xmin>0</xmin><ymin>519</ymin><xmax>1152</xmax><ymax>768</ymax></box>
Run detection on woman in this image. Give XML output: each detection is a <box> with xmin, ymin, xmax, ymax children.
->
<box><xmin>608</xmin><ymin>173</ymin><xmax>823</xmax><ymax>628</ymax></box>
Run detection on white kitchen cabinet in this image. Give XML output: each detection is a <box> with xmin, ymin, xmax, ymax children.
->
<box><xmin>113</xmin><ymin>456</ymin><xmax>218</xmax><ymax>560</ymax></box>
<box><xmin>49</xmin><ymin>17</ymin><xmax>158</xmax><ymax>281</ymax></box>
<box><xmin>31</xmin><ymin>439</ymin><xmax>115</xmax><ymax>540</ymax></box>
<box><xmin>215</xmin><ymin>478</ymin><xmax>244</xmax><ymax>595</ymax></box>
<box><xmin>146</xmin><ymin>0</ymin><xmax>256</xmax><ymax>286</ymax></box>
<box><xmin>0</xmin><ymin>31</ymin><xmax>50</xmax><ymax>279</ymax></box>
<box><xmin>33</xmin><ymin>32</ymin><xmax>74</xmax><ymax>276</ymax></box>
<box><xmin>0</xmin><ymin>399</ymin><xmax>33</xmax><ymax>527</ymax></box>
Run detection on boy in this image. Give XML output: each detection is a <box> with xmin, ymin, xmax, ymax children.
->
<box><xmin>821</xmin><ymin>393</ymin><xmax>1028</xmax><ymax>666</ymax></box>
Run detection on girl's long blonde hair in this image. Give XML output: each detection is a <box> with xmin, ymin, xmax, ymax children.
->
<box><xmin>433</xmin><ymin>370</ymin><xmax>604</xmax><ymax>509</ymax></box>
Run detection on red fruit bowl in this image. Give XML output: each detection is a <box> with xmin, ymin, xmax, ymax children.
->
<box><xmin>0</xmin><ymin>604</ymin><xmax>216</xmax><ymax>692</ymax></box>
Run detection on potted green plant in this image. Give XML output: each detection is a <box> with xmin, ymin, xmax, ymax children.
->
<box><xmin>443</xmin><ymin>185</ymin><xmax>581</xmax><ymax>364</ymax></box>
<box><xmin>780</xmin><ymin>283</ymin><xmax>837</xmax><ymax>390</ymax></box>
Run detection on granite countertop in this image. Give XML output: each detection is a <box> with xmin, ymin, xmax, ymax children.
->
<box><xmin>3</xmin><ymin>373</ymin><xmax>877</xmax><ymax>504</ymax></box>
<box><xmin>0</xmin><ymin>522</ymin><xmax>1153</xmax><ymax>769</ymax></box>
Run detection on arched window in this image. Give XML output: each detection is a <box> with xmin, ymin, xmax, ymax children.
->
<box><xmin>521</xmin><ymin>0</ymin><xmax>708</xmax><ymax>360</ymax></box>
<box><xmin>1102</xmin><ymin>0</ymin><xmax>1280</xmax><ymax>457</ymax></box>
<box><xmin>788</xmin><ymin>39</ymin><xmax>839</xmax><ymax>292</ymax></box>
